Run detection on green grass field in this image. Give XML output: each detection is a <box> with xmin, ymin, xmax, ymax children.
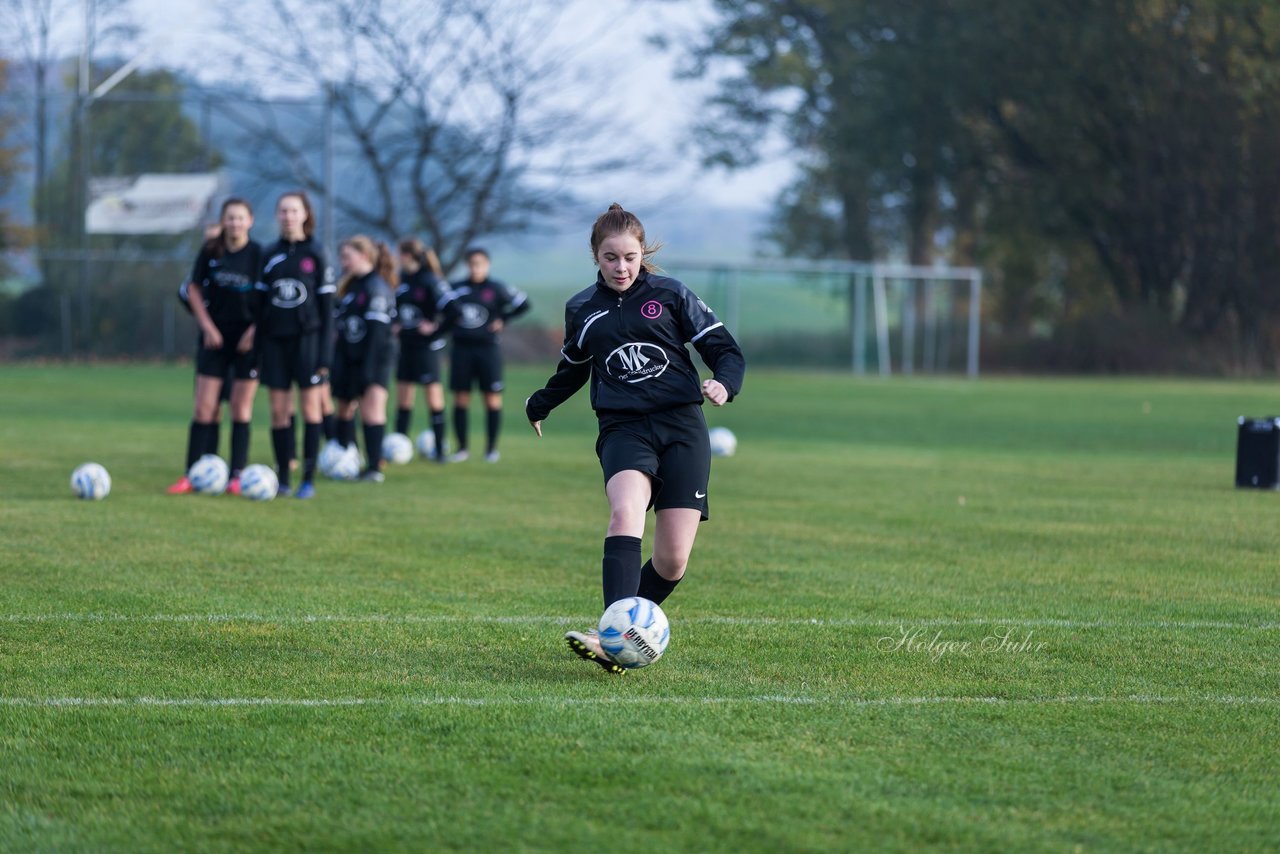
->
<box><xmin>1</xmin><ymin>364</ymin><xmax>1278</xmax><ymax>850</ymax></box>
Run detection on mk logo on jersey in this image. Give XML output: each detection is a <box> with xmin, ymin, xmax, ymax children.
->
<box><xmin>606</xmin><ymin>342</ymin><xmax>670</xmax><ymax>383</ymax></box>
<box><xmin>398</xmin><ymin>304</ymin><xmax>422</xmax><ymax>325</ymax></box>
<box><xmin>457</xmin><ymin>303</ymin><xmax>490</xmax><ymax>329</ymax></box>
<box><xmin>272</xmin><ymin>278</ymin><xmax>308</xmax><ymax>309</ymax></box>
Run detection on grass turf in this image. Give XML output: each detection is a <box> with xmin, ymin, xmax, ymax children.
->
<box><xmin>1</xmin><ymin>364</ymin><xmax>1278</xmax><ymax>850</ymax></box>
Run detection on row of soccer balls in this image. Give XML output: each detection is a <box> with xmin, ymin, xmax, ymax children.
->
<box><xmin>69</xmin><ymin>427</ymin><xmax>739</xmax><ymax>501</ymax></box>
<box><xmin>68</xmin><ymin>432</ymin><xmax>433</xmax><ymax>502</ymax></box>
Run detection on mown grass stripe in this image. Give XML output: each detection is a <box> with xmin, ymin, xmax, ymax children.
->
<box><xmin>2</xmin><ymin>695</ymin><xmax>1277</xmax><ymax>709</ymax></box>
<box><xmin>2</xmin><ymin>613</ymin><xmax>1277</xmax><ymax>630</ymax></box>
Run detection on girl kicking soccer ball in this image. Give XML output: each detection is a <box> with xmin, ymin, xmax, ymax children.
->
<box><xmin>526</xmin><ymin>204</ymin><xmax>746</xmax><ymax>674</ymax></box>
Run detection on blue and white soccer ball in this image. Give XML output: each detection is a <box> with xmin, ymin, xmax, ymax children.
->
<box><xmin>415</xmin><ymin>428</ymin><xmax>437</xmax><ymax>459</ymax></box>
<box><xmin>238</xmin><ymin>463</ymin><xmax>279</xmax><ymax>501</ymax></box>
<box><xmin>70</xmin><ymin>462</ymin><xmax>111</xmax><ymax>500</ymax></box>
<box><xmin>188</xmin><ymin>454</ymin><xmax>230</xmax><ymax>495</ymax></box>
<box><xmin>319</xmin><ymin>440</ymin><xmax>361</xmax><ymax>480</ymax></box>
<box><xmin>598</xmin><ymin>596</ymin><xmax>670</xmax><ymax>669</ymax></box>
<box><xmin>382</xmin><ymin>431</ymin><xmax>414</xmax><ymax>465</ymax></box>
<box><xmin>708</xmin><ymin>426</ymin><xmax>737</xmax><ymax>457</ymax></box>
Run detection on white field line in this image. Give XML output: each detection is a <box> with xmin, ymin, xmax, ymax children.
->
<box><xmin>0</xmin><ymin>694</ymin><xmax>1276</xmax><ymax>709</ymax></box>
<box><xmin>0</xmin><ymin>613</ymin><xmax>1277</xmax><ymax>630</ymax></box>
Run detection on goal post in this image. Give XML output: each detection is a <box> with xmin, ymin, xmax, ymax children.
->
<box><xmin>665</xmin><ymin>258</ymin><xmax>983</xmax><ymax>377</ymax></box>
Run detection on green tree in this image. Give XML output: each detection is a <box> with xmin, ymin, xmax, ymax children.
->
<box><xmin>683</xmin><ymin>0</ymin><xmax>1280</xmax><ymax>369</ymax></box>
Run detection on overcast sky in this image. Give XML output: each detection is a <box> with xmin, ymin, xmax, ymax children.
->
<box><xmin>119</xmin><ymin>0</ymin><xmax>793</xmax><ymax>211</ymax></box>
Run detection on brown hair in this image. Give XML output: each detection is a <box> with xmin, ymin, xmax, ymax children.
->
<box><xmin>203</xmin><ymin>197</ymin><xmax>253</xmax><ymax>259</ymax></box>
<box><xmin>397</xmin><ymin>237</ymin><xmax>444</xmax><ymax>278</ymax></box>
<box><xmin>590</xmin><ymin>203</ymin><xmax>662</xmax><ymax>272</ymax></box>
<box><xmin>278</xmin><ymin>190</ymin><xmax>316</xmax><ymax>239</ymax></box>
<box><xmin>337</xmin><ymin>235</ymin><xmax>400</xmax><ymax>297</ymax></box>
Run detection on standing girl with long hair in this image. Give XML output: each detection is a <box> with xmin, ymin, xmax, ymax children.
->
<box><xmin>331</xmin><ymin>235</ymin><xmax>398</xmax><ymax>481</ymax></box>
<box><xmin>393</xmin><ymin>238</ymin><xmax>451</xmax><ymax>460</ymax></box>
<box><xmin>255</xmin><ymin>191</ymin><xmax>336</xmax><ymax>498</ymax></box>
<box><xmin>168</xmin><ymin>198</ymin><xmax>263</xmax><ymax>494</ymax></box>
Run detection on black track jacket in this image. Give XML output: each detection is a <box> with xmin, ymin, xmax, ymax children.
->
<box><xmin>526</xmin><ymin>269</ymin><xmax>745</xmax><ymax>421</ymax></box>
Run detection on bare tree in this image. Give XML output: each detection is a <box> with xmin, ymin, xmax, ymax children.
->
<box><xmin>215</xmin><ymin>0</ymin><xmax>631</xmax><ymax>271</ymax></box>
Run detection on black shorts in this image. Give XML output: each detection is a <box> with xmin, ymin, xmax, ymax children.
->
<box><xmin>398</xmin><ymin>337</ymin><xmax>444</xmax><ymax>385</ymax></box>
<box><xmin>596</xmin><ymin>403</ymin><xmax>712</xmax><ymax>520</ymax></box>
<box><xmin>195</xmin><ymin>325</ymin><xmax>258</xmax><ymax>382</ymax></box>
<box><xmin>261</xmin><ymin>333</ymin><xmax>325</xmax><ymax>390</ymax></box>
<box><xmin>330</xmin><ymin>352</ymin><xmax>392</xmax><ymax>401</ymax></box>
<box><xmin>450</xmin><ymin>343</ymin><xmax>503</xmax><ymax>393</ymax></box>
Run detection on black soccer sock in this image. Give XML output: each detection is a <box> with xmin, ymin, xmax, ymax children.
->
<box><xmin>486</xmin><ymin>408</ymin><xmax>501</xmax><ymax>455</ymax></box>
<box><xmin>288</xmin><ymin>415</ymin><xmax>297</xmax><ymax>468</ymax></box>
<box><xmin>636</xmin><ymin>558</ymin><xmax>681</xmax><ymax>606</ymax></box>
<box><xmin>271</xmin><ymin>426</ymin><xmax>292</xmax><ymax>489</ymax></box>
<box><xmin>430</xmin><ymin>409</ymin><xmax>446</xmax><ymax>458</ymax></box>
<box><xmin>338</xmin><ymin>418</ymin><xmax>356</xmax><ymax>450</ymax></box>
<box><xmin>602</xmin><ymin>535</ymin><xmax>643</xmax><ymax>608</ymax></box>
<box><xmin>322</xmin><ymin>413</ymin><xmax>337</xmax><ymax>442</ymax></box>
<box><xmin>396</xmin><ymin>407</ymin><xmax>412</xmax><ymax>437</ymax></box>
<box><xmin>453</xmin><ymin>407</ymin><xmax>469</xmax><ymax>453</ymax></box>
<box><xmin>230</xmin><ymin>420</ymin><xmax>251</xmax><ymax>476</ymax></box>
<box><xmin>364</xmin><ymin>422</ymin><xmax>386</xmax><ymax>471</ymax></box>
<box><xmin>185</xmin><ymin>420</ymin><xmax>203</xmax><ymax>471</ymax></box>
<box><xmin>207</xmin><ymin>420</ymin><xmax>222</xmax><ymax>459</ymax></box>
<box><xmin>303</xmin><ymin>421</ymin><xmax>322</xmax><ymax>482</ymax></box>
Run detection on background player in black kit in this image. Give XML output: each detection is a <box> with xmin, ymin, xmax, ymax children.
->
<box><xmin>331</xmin><ymin>235</ymin><xmax>397</xmax><ymax>482</ymax></box>
<box><xmin>444</xmin><ymin>248</ymin><xmax>530</xmax><ymax>463</ymax></box>
<box><xmin>168</xmin><ymin>198</ymin><xmax>263</xmax><ymax>494</ymax></box>
<box><xmin>394</xmin><ymin>238</ymin><xmax>451</xmax><ymax>460</ymax></box>
<box><xmin>526</xmin><ymin>204</ymin><xmax>746</xmax><ymax>674</ymax></box>
<box><xmin>256</xmin><ymin>191</ymin><xmax>335</xmax><ymax>499</ymax></box>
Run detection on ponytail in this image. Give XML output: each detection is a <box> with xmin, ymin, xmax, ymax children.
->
<box><xmin>337</xmin><ymin>234</ymin><xmax>398</xmax><ymax>297</ymax></box>
<box><xmin>398</xmin><ymin>237</ymin><xmax>444</xmax><ymax>278</ymax></box>
<box><xmin>375</xmin><ymin>240</ymin><xmax>399</xmax><ymax>287</ymax></box>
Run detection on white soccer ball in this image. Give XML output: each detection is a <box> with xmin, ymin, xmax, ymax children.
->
<box><xmin>70</xmin><ymin>462</ymin><xmax>111</xmax><ymax>500</ymax></box>
<box><xmin>238</xmin><ymin>463</ymin><xmax>279</xmax><ymax>501</ymax></box>
<box><xmin>598</xmin><ymin>596</ymin><xmax>670</xmax><ymax>669</ymax></box>
<box><xmin>415</xmin><ymin>429</ymin><xmax>437</xmax><ymax>459</ymax></box>
<box><xmin>319</xmin><ymin>440</ymin><xmax>361</xmax><ymax>480</ymax></box>
<box><xmin>383</xmin><ymin>432</ymin><xmax>414</xmax><ymax>465</ymax></box>
<box><xmin>708</xmin><ymin>426</ymin><xmax>737</xmax><ymax>457</ymax></box>
<box><xmin>188</xmin><ymin>454</ymin><xmax>230</xmax><ymax>495</ymax></box>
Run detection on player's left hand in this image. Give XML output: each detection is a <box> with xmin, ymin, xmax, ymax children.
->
<box><xmin>237</xmin><ymin>326</ymin><xmax>256</xmax><ymax>354</ymax></box>
<box><xmin>419</xmin><ymin>320</ymin><xmax>438</xmax><ymax>335</ymax></box>
<box><xmin>702</xmin><ymin>379</ymin><xmax>728</xmax><ymax>406</ymax></box>
<box><xmin>487</xmin><ymin>318</ymin><xmax>505</xmax><ymax>333</ymax></box>
<box><xmin>525</xmin><ymin>396</ymin><xmax>542</xmax><ymax>437</ymax></box>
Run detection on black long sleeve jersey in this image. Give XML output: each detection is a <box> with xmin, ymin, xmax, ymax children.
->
<box><xmin>183</xmin><ymin>241</ymin><xmax>264</xmax><ymax>329</ymax></box>
<box><xmin>335</xmin><ymin>272</ymin><xmax>395</xmax><ymax>365</ymax></box>
<box><xmin>395</xmin><ymin>268</ymin><xmax>451</xmax><ymax>348</ymax></box>
<box><xmin>442</xmin><ymin>278</ymin><xmax>530</xmax><ymax>347</ymax></box>
<box><xmin>257</xmin><ymin>237</ymin><xmax>337</xmax><ymax>364</ymax></box>
<box><xmin>526</xmin><ymin>269</ymin><xmax>745</xmax><ymax>421</ymax></box>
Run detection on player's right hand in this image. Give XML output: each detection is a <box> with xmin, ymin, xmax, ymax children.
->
<box><xmin>203</xmin><ymin>326</ymin><xmax>223</xmax><ymax>349</ymax></box>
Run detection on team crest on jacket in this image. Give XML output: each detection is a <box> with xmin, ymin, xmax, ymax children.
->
<box><xmin>607</xmin><ymin>342</ymin><xmax>670</xmax><ymax>383</ymax></box>
<box><xmin>343</xmin><ymin>315</ymin><xmax>367</xmax><ymax>343</ymax></box>
<box><xmin>399</xmin><ymin>304</ymin><xmax>422</xmax><ymax>325</ymax></box>
<box><xmin>457</xmin><ymin>303</ymin><xmax>490</xmax><ymax>329</ymax></box>
<box><xmin>272</xmin><ymin>278</ymin><xmax>307</xmax><ymax>308</ymax></box>
<box><xmin>301</xmin><ymin>257</ymin><xmax>316</xmax><ymax>274</ymax></box>
<box><xmin>641</xmin><ymin>300</ymin><xmax>663</xmax><ymax>319</ymax></box>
